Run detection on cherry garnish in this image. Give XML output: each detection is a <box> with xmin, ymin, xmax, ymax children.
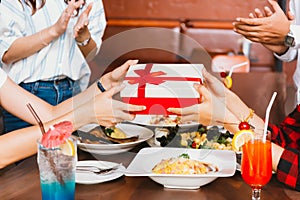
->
<box><xmin>220</xmin><ymin>71</ymin><xmax>227</xmax><ymax>78</ymax></box>
<box><xmin>238</xmin><ymin>121</ymin><xmax>251</xmax><ymax>130</ymax></box>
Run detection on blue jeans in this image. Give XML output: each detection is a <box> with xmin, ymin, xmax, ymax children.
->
<box><xmin>3</xmin><ymin>78</ymin><xmax>81</xmax><ymax>133</ymax></box>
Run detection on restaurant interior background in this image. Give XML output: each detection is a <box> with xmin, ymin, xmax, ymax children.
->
<box><xmin>88</xmin><ymin>0</ymin><xmax>293</xmax><ymax>125</ymax></box>
<box><xmin>0</xmin><ymin>0</ymin><xmax>293</xmax><ymax>133</ymax></box>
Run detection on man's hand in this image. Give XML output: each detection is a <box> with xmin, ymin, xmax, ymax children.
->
<box><xmin>233</xmin><ymin>0</ymin><xmax>292</xmax><ymax>54</ymax></box>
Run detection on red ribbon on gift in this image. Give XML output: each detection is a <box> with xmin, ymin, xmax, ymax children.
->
<box><xmin>124</xmin><ymin>63</ymin><xmax>202</xmax><ymax>98</ymax></box>
<box><xmin>127</xmin><ymin>64</ymin><xmax>166</xmax><ymax>85</ymax></box>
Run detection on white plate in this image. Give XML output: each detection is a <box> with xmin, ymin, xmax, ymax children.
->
<box><xmin>125</xmin><ymin>147</ymin><xmax>236</xmax><ymax>189</ymax></box>
<box><xmin>128</xmin><ymin>115</ymin><xmax>199</xmax><ymax>128</ymax></box>
<box><xmin>77</xmin><ymin>123</ymin><xmax>154</xmax><ymax>155</ymax></box>
<box><xmin>76</xmin><ymin>160</ymin><xmax>125</xmax><ymax>184</ymax></box>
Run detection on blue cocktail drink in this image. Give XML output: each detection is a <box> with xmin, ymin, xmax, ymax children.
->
<box><xmin>40</xmin><ymin>180</ymin><xmax>75</xmax><ymax>200</ymax></box>
<box><xmin>37</xmin><ymin>135</ymin><xmax>77</xmax><ymax>200</ymax></box>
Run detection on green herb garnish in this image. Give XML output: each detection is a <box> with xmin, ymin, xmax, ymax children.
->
<box><xmin>179</xmin><ymin>153</ymin><xmax>190</xmax><ymax>159</ymax></box>
<box><xmin>104</xmin><ymin>128</ymin><xmax>114</xmax><ymax>136</ymax></box>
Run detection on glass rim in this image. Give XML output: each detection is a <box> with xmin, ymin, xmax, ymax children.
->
<box><xmin>37</xmin><ymin>135</ymin><xmax>77</xmax><ymax>150</ymax></box>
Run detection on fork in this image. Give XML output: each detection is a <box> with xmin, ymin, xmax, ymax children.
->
<box><xmin>76</xmin><ymin>163</ymin><xmax>122</xmax><ymax>175</ymax></box>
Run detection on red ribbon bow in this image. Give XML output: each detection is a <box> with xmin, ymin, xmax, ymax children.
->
<box><xmin>127</xmin><ymin>64</ymin><xmax>166</xmax><ymax>86</ymax></box>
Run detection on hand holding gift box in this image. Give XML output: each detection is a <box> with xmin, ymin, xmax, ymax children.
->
<box><xmin>120</xmin><ymin>63</ymin><xmax>204</xmax><ymax>115</ymax></box>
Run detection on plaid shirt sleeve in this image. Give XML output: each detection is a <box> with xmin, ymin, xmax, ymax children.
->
<box><xmin>269</xmin><ymin>105</ymin><xmax>300</xmax><ymax>191</ymax></box>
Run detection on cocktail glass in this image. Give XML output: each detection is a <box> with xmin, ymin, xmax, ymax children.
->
<box><xmin>37</xmin><ymin>136</ymin><xmax>77</xmax><ymax>200</ymax></box>
<box><xmin>241</xmin><ymin>134</ymin><xmax>272</xmax><ymax>200</ymax></box>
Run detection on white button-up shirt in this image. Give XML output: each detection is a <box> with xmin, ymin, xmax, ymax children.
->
<box><xmin>0</xmin><ymin>0</ymin><xmax>106</xmax><ymax>91</ymax></box>
<box><xmin>274</xmin><ymin>0</ymin><xmax>300</xmax><ymax>105</ymax></box>
<box><xmin>0</xmin><ymin>68</ymin><xmax>7</xmax><ymax>89</ymax></box>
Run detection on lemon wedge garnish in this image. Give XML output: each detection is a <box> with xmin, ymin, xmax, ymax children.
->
<box><xmin>232</xmin><ymin>129</ymin><xmax>254</xmax><ymax>152</ymax></box>
<box><xmin>110</xmin><ymin>127</ymin><xmax>127</xmax><ymax>139</ymax></box>
<box><xmin>224</xmin><ymin>76</ymin><xmax>233</xmax><ymax>89</ymax></box>
<box><xmin>59</xmin><ymin>139</ymin><xmax>75</xmax><ymax>156</ymax></box>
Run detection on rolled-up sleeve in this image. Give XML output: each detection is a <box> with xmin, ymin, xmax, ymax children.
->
<box><xmin>276</xmin><ymin>148</ymin><xmax>300</xmax><ymax>191</ymax></box>
<box><xmin>269</xmin><ymin>105</ymin><xmax>300</xmax><ymax>191</ymax></box>
<box><xmin>0</xmin><ymin>68</ymin><xmax>7</xmax><ymax>88</ymax></box>
<box><xmin>0</xmin><ymin>2</ymin><xmax>25</xmax><ymax>64</ymax></box>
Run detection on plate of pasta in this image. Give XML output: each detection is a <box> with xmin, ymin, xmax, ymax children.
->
<box><xmin>125</xmin><ymin>147</ymin><xmax>236</xmax><ymax>189</ymax></box>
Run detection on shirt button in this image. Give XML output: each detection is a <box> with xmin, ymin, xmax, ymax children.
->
<box><xmin>58</xmin><ymin>63</ymin><xmax>62</xmax><ymax>68</ymax></box>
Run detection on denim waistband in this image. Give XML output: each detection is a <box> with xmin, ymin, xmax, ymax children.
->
<box><xmin>20</xmin><ymin>77</ymin><xmax>74</xmax><ymax>86</ymax></box>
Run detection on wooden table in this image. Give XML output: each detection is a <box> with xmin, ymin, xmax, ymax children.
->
<box><xmin>0</xmin><ymin>145</ymin><xmax>299</xmax><ymax>200</ymax></box>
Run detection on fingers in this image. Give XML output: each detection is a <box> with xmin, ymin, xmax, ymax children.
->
<box><xmin>287</xmin><ymin>11</ymin><xmax>295</xmax><ymax>21</ymax></box>
<box><xmin>111</xmin><ymin>59</ymin><xmax>139</xmax><ymax>79</ymax></box>
<box><xmin>264</xmin><ymin>6</ymin><xmax>273</xmax><ymax>17</ymax></box>
<box><xmin>65</xmin><ymin>0</ymin><xmax>84</xmax><ymax>15</ymax></box>
<box><xmin>202</xmin><ymin>69</ymin><xmax>223</xmax><ymax>90</ymax></box>
<box><xmin>84</xmin><ymin>3</ymin><xmax>93</xmax><ymax>17</ymax></box>
<box><xmin>254</xmin><ymin>8</ymin><xmax>264</xmax><ymax>18</ymax></box>
<box><xmin>105</xmin><ymin>84</ymin><xmax>125</xmax><ymax>97</ymax></box>
<box><xmin>234</xmin><ymin>17</ymin><xmax>261</xmax><ymax>26</ymax></box>
<box><xmin>195</xmin><ymin>84</ymin><xmax>210</xmax><ymax>102</ymax></box>
<box><xmin>168</xmin><ymin>84</ymin><xmax>208</xmax><ymax>116</ymax></box>
<box><xmin>202</xmin><ymin>67</ymin><xmax>216</xmax><ymax>84</ymax></box>
<box><xmin>267</xmin><ymin>0</ymin><xmax>282</xmax><ymax>13</ymax></box>
<box><xmin>125</xmin><ymin>103</ymin><xmax>146</xmax><ymax>112</ymax></box>
<box><xmin>167</xmin><ymin>107</ymin><xmax>182</xmax><ymax>115</ymax></box>
<box><xmin>121</xmin><ymin>59</ymin><xmax>139</xmax><ymax>69</ymax></box>
<box><xmin>180</xmin><ymin>113</ymin><xmax>200</xmax><ymax>122</ymax></box>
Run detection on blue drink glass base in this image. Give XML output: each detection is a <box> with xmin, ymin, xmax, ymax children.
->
<box><xmin>41</xmin><ymin>180</ymin><xmax>75</xmax><ymax>200</ymax></box>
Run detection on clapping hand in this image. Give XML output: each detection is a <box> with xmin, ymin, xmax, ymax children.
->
<box><xmin>52</xmin><ymin>0</ymin><xmax>85</xmax><ymax>36</ymax></box>
<box><xmin>233</xmin><ymin>0</ymin><xmax>292</xmax><ymax>54</ymax></box>
<box><xmin>73</xmin><ymin>2</ymin><xmax>93</xmax><ymax>39</ymax></box>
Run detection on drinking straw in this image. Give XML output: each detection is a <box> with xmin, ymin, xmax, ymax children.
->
<box><xmin>228</xmin><ymin>61</ymin><xmax>248</xmax><ymax>77</ymax></box>
<box><xmin>27</xmin><ymin>103</ymin><xmax>65</xmax><ymax>184</ymax></box>
<box><xmin>26</xmin><ymin>103</ymin><xmax>46</xmax><ymax>135</ymax></box>
<box><xmin>263</xmin><ymin>92</ymin><xmax>277</xmax><ymax>142</ymax></box>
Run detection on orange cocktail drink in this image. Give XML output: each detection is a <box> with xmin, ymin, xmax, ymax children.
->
<box><xmin>241</xmin><ymin>137</ymin><xmax>272</xmax><ymax>199</ymax></box>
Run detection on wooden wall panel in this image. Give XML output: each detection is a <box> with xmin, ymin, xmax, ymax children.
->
<box><xmin>103</xmin><ymin>0</ymin><xmax>271</xmax><ymax>21</ymax></box>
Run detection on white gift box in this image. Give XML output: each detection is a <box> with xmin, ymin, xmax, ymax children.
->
<box><xmin>120</xmin><ymin>63</ymin><xmax>204</xmax><ymax>115</ymax></box>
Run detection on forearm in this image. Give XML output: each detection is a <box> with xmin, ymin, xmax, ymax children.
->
<box><xmin>223</xmin><ymin>89</ymin><xmax>265</xmax><ymax>133</ymax></box>
<box><xmin>0</xmin><ymin>105</ymin><xmax>93</xmax><ymax>169</ymax></box>
<box><xmin>76</xmin><ymin>36</ymin><xmax>97</xmax><ymax>60</ymax></box>
<box><xmin>2</xmin><ymin>27</ymin><xmax>59</xmax><ymax>64</ymax></box>
<box><xmin>0</xmin><ymin>77</ymin><xmax>99</xmax><ymax>125</ymax></box>
<box><xmin>271</xmin><ymin>142</ymin><xmax>284</xmax><ymax>172</ymax></box>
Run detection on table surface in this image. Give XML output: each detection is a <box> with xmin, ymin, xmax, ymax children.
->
<box><xmin>1</xmin><ymin>143</ymin><xmax>299</xmax><ymax>200</ymax></box>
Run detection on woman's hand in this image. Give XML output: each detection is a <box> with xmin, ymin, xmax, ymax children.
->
<box><xmin>73</xmin><ymin>3</ymin><xmax>93</xmax><ymax>39</ymax></box>
<box><xmin>202</xmin><ymin>68</ymin><xmax>228</xmax><ymax>101</ymax></box>
<box><xmin>100</xmin><ymin>60</ymin><xmax>139</xmax><ymax>91</ymax></box>
<box><xmin>91</xmin><ymin>84</ymin><xmax>146</xmax><ymax>127</ymax></box>
<box><xmin>167</xmin><ymin>83</ymin><xmax>229</xmax><ymax>126</ymax></box>
<box><xmin>51</xmin><ymin>0</ymin><xmax>85</xmax><ymax>37</ymax></box>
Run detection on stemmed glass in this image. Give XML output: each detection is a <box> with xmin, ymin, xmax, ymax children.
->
<box><xmin>241</xmin><ymin>134</ymin><xmax>272</xmax><ymax>200</ymax></box>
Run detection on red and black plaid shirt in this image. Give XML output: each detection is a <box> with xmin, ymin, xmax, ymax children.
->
<box><xmin>269</xmin><ymin>104</ymin><xmax>300</xmax><ymax>191</ymax></box>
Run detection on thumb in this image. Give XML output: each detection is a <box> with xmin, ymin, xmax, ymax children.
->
<box><xmin>84</xmin><ymin>3</ymin><xmax>93</xmax><ymax>15</ymax></box>
<box><xmin>287</xmin><ymin>11</ymin><xmax>295</xmax><ymax>21</ymax></box>
<box><xmin>105</xmin><ymin>83</ymin><xmax>125</xmax><ymax>97</ymax></box>
<box><xmin>202</xmin><ymin>67</ymin><xmax>218</xmax><ymax>85</ymax></box>
<box><xmin>193</xmin><ymin>83</ymin><xmax>210</xmax><ymax>102</ymax></box>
